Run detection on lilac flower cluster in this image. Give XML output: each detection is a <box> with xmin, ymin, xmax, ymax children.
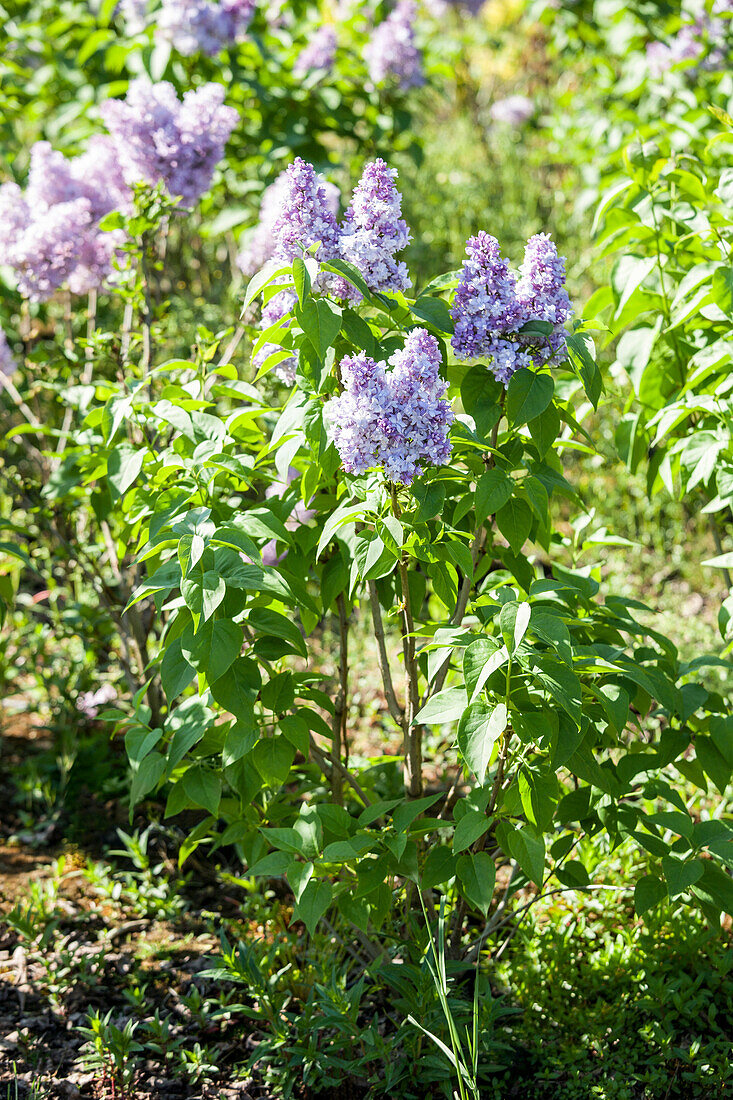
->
<box><xmin>364</xmin><ymin>0</ymin><xmax>424</xmax><ymax>90</ymax></box>
<box><xmin>294</xmin><ymin>25</ymin><xmax>338</xmax><ymax>77</ymax></box>
<box><xmin>245</xmin><ymin>158</ymin><xmax>413</xmax><ymax>382</ymax></box>
<box><xmin>324</xmin><ymin>328</ymin><xmax>453</xmax><ymax>485</ymax></box>
<box><xmin>339</xmin><ymin>158</ymin><xmax>411</xmax><ymax>293</ymax></box>
<box><xmin>423</xmin><ymin>0</ymin><xmax>485</xmax><ymax>16</ymax></box>
<box><xmin>100</xmin><ymin>79</ymin><xmax>238</xmax><ymax>205</ymax></box>
<box><xmin>77</xmin><ymin>684</ymin><xmax>117</xmax><ymax>719</ymax></box>
<box><xmin>119</xmin><ymin>0</ymin><xmax>150</xmax><ymax>33</ymax></box>
<box><xmin>490</xmin><ymin>95</ymin><xmax>534</xmax><ymax>127</ymax></box>
<box><xmin>156</xmin><ymin>0</ymin><xmax>256</xmax><ymax>55</ymax></box>
<box><xmin>0</xmin><ymin>138</ymin><xmax>130</xmax><ymax>301</ymax></box>
<box><xmin>0</xmin><ymin>330</ymin><xmax>16</xmax><ymax>384</ymax></box>
<box><xmin>238</xmin><ymin>170</ymin><xmax>340</xmax><ymax>279</ymax></box>
<box><xmin>647</xmin><ymin>0</ymin><xmax>733</xmax><ymax>76</ymax></box>
<box><xmin>451</xmin><ymin>231</ymin><xmax>571</xmax><ymax>386</ymax></box>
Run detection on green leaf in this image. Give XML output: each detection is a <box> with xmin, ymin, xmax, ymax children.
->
<box><xmin>528</xmin><ymin>404</ymin><xmax>560</xmax><ymax>457</ymax></box>
<box><xmin>567</xmin><ymin>331</ymin><xmax>602</xmax><ymax>408</ymax></box>
<box><xmin>496</xmin><ymin>498</ymin><xmax>533</xmax><ymax>554</ymax></box>
<box><xmin>248</xmin><ymin>607</ymin><xmax>307</xmax><ymax>658</ymax></box>
<box><xmin>160</xmin><ymin>638</ymin><xmax>196</xmax><ymax>701</ymax></box>
<box><xmin>460</xmin><ymin>366</ymin><xmax>502</xmax><ymax>437</ymax></box>
<box><xmin>252</xmin><ymin>737</ymin><xmax>296</xmax><ymax>786</ymax></box>
<box><xmin>457</xmin><ymin>702</ymin><xmax>507</xmax><ymax>784</ymax></box>
<box><xmin>506</xmin><ymin>824</ymin><xmax>545</xmax><ymax>886</ymax></box>
<box><xmin>662</xmin><ymin>856</ymin><xmax>704</xmax><ymax>899</ymax></box>
<box><xmin>108</xmin><ymin>445</ymin><xmax>144</xmax><ymax>499</ymax></box>
<box><xmin>287</xmin><ymin>860</ymin><xmax>314</xmax><ymax>903</ymax></box>
<box><xmin>463</xmin><ymin>638</ymin><xmax>508</xmax><ymax>703</ymax></box>
<box><xmin>294</xmin><ymin>880</ymin><xmax>333</xmax><ymax>936</ymax></box>
<box><xmin>409</xmin><ymin>296</ymin><xmax>454</xmax><ymax>333</ymax></box>
<box><xmin>456</xmin><ymin>851</ymin><xmax>496</xmax><ymax>916</ymax></box>
<box><xmin>222</xmin><ymin>722</ymin><xmax>258</xmax><ymax>767</ymax></box>
<box><xmin>130</xmin><ymin>752</ymin><xmax>165</xmax><ymax>809</ymax></box>
<box><xmin>295</xmin><ymin>298</ymin><xmax>342</xmax><ymax>359</ymax></box>
<box><xmin>499</xmin><ymin>601</ymin><xmax>531</xmax><ymax>654</ymax></box>
<box><xmin>634</xmin><ymin>874</ymin><xmax>667</xmax><ymax>916</ymax></box>
<box><xmin>712</xmin><ymin>266</ymin><xmax>733</xmax><ymax>316</ymax></box>
<box><xmin>182</xmin><ymin>764</ymin><xmax>222</xmax><ymax>816</ymax></box>
<box><xmin>452</xmin><ymin>809</ymin><xmax>491</xmax><ymax>854</ymax></box>
<box><xmin>475</xmin><ymin>469</ymin><xmax>512</xmax><ymax>524</ymax></box>
<box><xmin>506</xmin><ymin>369</ymin><xmax>554</xmax><ymax>426</ymax></box>
<box><xmin>415</xmin><ymin>687</ymin><xmax>467</xmax><ymax>725</ymax></box>
<box><xmin>292</xmin><ymin>256</ymin><xmax>311</xmax><ymax>306</ymax></box>
<box><xmin>180</xmin><ymin>619</ymin><xmax>242</xmax><ymax>681</ymax></box>
<box><xmin>210</xmin><ymin>657</ymin><xmax>260</xmax><ymax>721</ymax></box>
<box><xmin>181</xmin><ymin>569</ymin><xmax>226</xmax><ymax>624</ymax></box>
<box><xmin>421</xmin><ymin>847</ymin><xmax>457</xmax><ymax>889</ymax></box>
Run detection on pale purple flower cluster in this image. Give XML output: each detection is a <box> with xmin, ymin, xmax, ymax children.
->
<box><xmin>364</xmin><ymin>0</ymin><xmax>424</xmax><ymax>90</ymax></box>
<box><xmin>238</xmin><ymin>169</ymin><xmax>340</xmax><ymax>279</ymax></box>
<box><xmin>100</xmin><ymin>79</ymin><xmax>238</xmax><ymax>205</ymax></box>
<box><xmin>324</xmin><ymin>328</ymin><xmax>453</xmax><ymax>485</ymax></box>
<box><xmin>119</xmin><ymin>0</ymin><xmax>150</xmax><ymax>33</ymax></box>
<box><xmin>246</xmin><ymin>158</ymin><xmax>414</xmax><ymax>381</ymax></box>
<box><xmin>423</xmin><ymin>0</ymin><xmax>484</xmax><ymax>16</ymax></box>
<box><xmin>647</xmin><ymin>1</ymin><xmax>733</xmax><ymax>76</ymax></box>
<box><xmin>339</xmin><ymin>158</ymin><xmax>411</xmax><ymax>293</ymax></box>
<box><xmin>156</xmin><ymin>0</ymin><xmax>256</xmax><ymax>55</ymax></box>
<box><xmin>451</xmin><ymin>231</ymin><xmax>571</xmax><ymax>386</ymax></box>
<box><xmin>0</xmin><ymin>330</ymin><xmax>16</xmax><ymax>384</ymax></box>
<box><xmin>515</xmin><ymin>233</ymin><xmax>572</xmax><ymax>365</ymax></box>
<box><xmin>490</xmin><ymin>95</ymin><xmax>535</xmax><ymax>127</ymax></box>
<box><xmin>0</xmin><ymin>138</ymin><xmax>130</xmax><ymax>301</ymax></box>
<box><xmin>294</xmin><ymin>26</ymin><xmax>338</xmax><ymax>77</ymax></box>
<box><xmin>77</xmin><ymin>684</ymin><xmax>117</xmax><ymax>719</ymax></box>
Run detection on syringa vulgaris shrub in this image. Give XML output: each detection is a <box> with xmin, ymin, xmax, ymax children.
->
<box><xmin>39</xmin><ymin>152</ymin><xmax>733</xmax><ymax>973</ymax></box>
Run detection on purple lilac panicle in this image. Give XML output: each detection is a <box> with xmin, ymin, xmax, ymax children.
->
<box><xmin>294</xmin><ymin>25</ymin><xmax>338</xmax><ymax>77</ymax></box>
<box><xmin>324</xmin><ymin>328</ymin><xmax>453</xmax><ymax>485</ymax></box>
<box><xmin>647</xmin><ymin>0</ymin><xmax>733</xmax><ymax>76</ymax></box>
<box><xmin>339</xmin><ymin>158</ymin><xmax>411</xmax><ymax>294</ymax></box>
<box><xmin>0</xmin><ymin>330</ymin><xmax>16</xmax><ymax>383</ymax></box>
<box><xmin>157</xmin><ymin>0</ymin><xmax>256</xmax><ymax>55</ymax></box>
<box><xmin>364</xmin><ymin>0</ymin><xmax>424</xmax><ymax>90</ymax></box>
<box><xmin>238</xmin><ymin>171</ymin><xmax>340</xmax><ymax>279</ymax></box>
<box><xmin>451</xmin><ymin>230</ymin><xmax>571</xmax><ymax>385</ymax></box>
<box><xmin>515</xmin><ymin>232</ymin><xmax>572</xmax><ymax>365</ymax></box>
<box><xmin>0</xmin><ymin>138</ymin><xmax>130</xmax><ymax>301</ymax></box>
<box><xmin>490</xmin><ymin>95</ymin><xmax>534</xmax><ymax>127</ymax></box>
<box><xmin>101</xmin><ymin>79</ymin><xmax>238</xmax><ymax>205</ymax></box>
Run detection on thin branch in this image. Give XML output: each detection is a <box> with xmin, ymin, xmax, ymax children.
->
<box><xmin>330</xmin><ymin>593</ymin><xmax>350</xmax><ymax>805</ymax></box>
<box><xmin>308</xmin><ymin>735</ymin><xmax>372</xmax><ymax>808</ymax></box>
<box><xmin>367</xmin><ymin>579</ymin><xmax>403</xmax><ymax>725</ymax></box>
<box><xmin>392</xmin><ymin>485</ymin><xmax>422</xmax><ymax>798</ymax></box>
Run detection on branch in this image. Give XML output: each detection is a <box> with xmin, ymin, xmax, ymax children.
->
<box><xmin>330</xmin><ymin>593</ymin><xmax>350</xmax><ymax>805</ymax></box>
<box><xmin>367</xmin><ymin>579</ymin><xmax>403</xmax><ymax>726</ymax></box>
<box><xmin>392</xmin><ymin>485</ymin><xmax>422</xmax><ymax>798</ymax></box>
<box><xmin>309</xmin><ymin>735</ymin><xmax>372</xmax><ymax>808</ymax></box>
